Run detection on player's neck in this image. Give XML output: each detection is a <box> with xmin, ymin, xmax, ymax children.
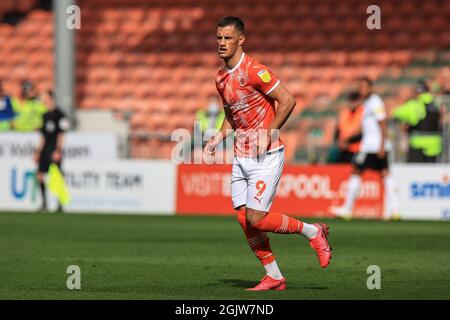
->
<box><xmin>225</xmin><ymin>49</ymin><xmax>244</xmax><ymax>71</ymax></box>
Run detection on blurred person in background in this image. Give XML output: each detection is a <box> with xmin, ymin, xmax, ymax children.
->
<box><xmin>0</xmin><ymin>80</ymin><xmax>15</xmax><ymax>131</ymax></box>
<box><xmin>195</xmin><ymin>95</ymin><xmax>225</xmax><ymax>147</ymax></box>
<box><xmin>333</xmin><ymin>91</ymin><xmax>364</xmax><ymax>163</ymax></box>
<box><xmin>330</xmin><ymin>77</ymin><xmax>400</xmax><ymax>221</ymax></box>
<box><xmin>34</xmin><ymin>90</ymin><xmax>70</xmax><ymax>212</ymax></box>
<box><xmin>11</xmin><ymin>80</ymin><xmax>48</xmax><ymax>131</ymax></box>
<box><xmin>392</xmin><ymin>80</ymin><xmax>442</xmax><ymax>163</ymax></box>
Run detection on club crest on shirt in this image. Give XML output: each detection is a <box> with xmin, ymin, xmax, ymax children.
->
<box><xmin>238</xmin><ymin>76</ymin><xmax>248</xmax><ymax>87</ymax></box>
<box><xmin>257</xmin><ymin>69</ymin><xmax>271</xmax><ymax>83</ymax></box>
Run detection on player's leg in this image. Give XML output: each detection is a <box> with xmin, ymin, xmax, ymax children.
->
<box><xmin>247</xmin><ymin>207</ymin><xmax>331</xmax><ymax>269</ymax></box>
<box><xmin>246</xmin><ymin>208</ymin><xmax>319</xmax><ymax>239</ymax></box>
<box><xmin>381</xmin><ymin>158</ymin><xmax>400</xmax><ymax>220</ymax></box>
<box><xmin>245</xmin><ymin>150</ymin><xmax>331</xmax><ymax>269</ymax></box>
<box><xmin>37</xmin><ymin>172</ymin><xmax>46</xmax><ymax>211</ymax></box>
<box><xmin>37</xmin><ymin>152</ymin><xmax>50</xmax><ymax>211</ymax></box>
<box><xmin>232</xmin><ymin>157</ymin><xmax>281</xmax><ymax>290</ymax></box>
<box><xmin>330</xmin><ymin>152</ymin><xmax>365</xmax><ymax>218</ymax></box>
<box><xmin>236</xmin><ymin>206</ymin><xmax>285</xmax><ymax>290</ymax></box>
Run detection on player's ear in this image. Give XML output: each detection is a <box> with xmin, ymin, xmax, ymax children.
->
<box><xmin>238</xmin><ymin>34</ymin><xmax>245</xmax><ymax>46</ymax></box>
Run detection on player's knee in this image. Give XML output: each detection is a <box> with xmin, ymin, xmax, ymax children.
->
<box><xmin>246</xmin><ymin>208</ymin><xmax>266</xmax><ymax>225</ymax></box>
<box><xmin>236</xmin><ymin>207</ymin><xmax>246</xmax><ymax>226</ymax></box>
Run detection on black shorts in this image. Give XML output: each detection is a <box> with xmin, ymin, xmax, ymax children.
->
<box><xmin>337</xmin><ymin>150</ymin><xmax>356</xmax><ymax>164</ymax></box>
<box><xmin>38</xmin><ymin>152</ymin><xmax>61</xmax><ymax>173</ymax></box>
<box><xmin>351</xmin><ymin>152</ymin><xmax>389</xmax><ymax>172</ymax></box>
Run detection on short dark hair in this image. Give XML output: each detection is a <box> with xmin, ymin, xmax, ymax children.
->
<box><xmin>348</xmin><ymin>91</ymin><xmax>361</xmax><ymax>101</ymax></box>
<box><xmin>359</xmin><ymin>76</ymin><xmax>373</xmax><ymax>87</ymax></box>
<box><xmin>217</xmin><ymin>16</ymin><xmax>245</xmax><ymax>34</ymax></box>
<box><xmin>416</xmin><ymin>80</ymin><xmax>429</xmax><ymax>93</ymax></box>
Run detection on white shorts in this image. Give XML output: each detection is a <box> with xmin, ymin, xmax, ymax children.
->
<box><xmin>231</xmin><ymin>148</ymin><xmax>285</xmax><ymax>212</ymax></box>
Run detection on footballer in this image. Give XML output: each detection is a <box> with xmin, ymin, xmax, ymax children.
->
<box><xmin>204</xmin><ymin>17</ymin><xmax>332</xmax><ymax>291</ymax></box>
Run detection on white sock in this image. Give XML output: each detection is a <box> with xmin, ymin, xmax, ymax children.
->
<box><xmin>300</xmin><ymin>222</ymin><xmax>319</xmax><ymax>240</ymax></box>
<box><xmin>264</xmin><ymin>260</ymin><xmax>283</xmax><ymax>280</ymax></box>
<box><xmin>384</xmin><ymin>175</ymin><xmax>400</xmax><ymax>219</ymax></box>
<box><xmin>343</xmin><ymin>174</ymin><xmax>361</xmax><ymax>212</ymax></box>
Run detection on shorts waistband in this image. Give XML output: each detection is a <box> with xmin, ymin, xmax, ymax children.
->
<box><xmin>267</xmin><ymin>146</ymin><xmax>284</xmax><ymax>155</ymax></box>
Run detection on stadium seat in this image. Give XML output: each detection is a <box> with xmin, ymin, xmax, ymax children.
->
<box><xmin>1</xmin><ymin>0</ymin><xmax>449</xmax><ymax>159</ymax></box>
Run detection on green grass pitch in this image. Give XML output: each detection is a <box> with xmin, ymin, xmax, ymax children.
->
<box><xmin>0</xmin><ymin>212</ymin><xmax>449</xmax><ymax>299</ymax></box>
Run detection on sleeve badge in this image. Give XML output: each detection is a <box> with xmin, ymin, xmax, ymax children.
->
<box><xmin>257</xmin><ymin>69</ymin><xmax>271</xmax><ymax>83</ymax></box>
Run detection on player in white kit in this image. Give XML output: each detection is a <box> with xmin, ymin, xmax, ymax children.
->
<box><xmin>330</xmin><ymin>77</ymin><xmax>400</xmax><ymax>220</ymax></box>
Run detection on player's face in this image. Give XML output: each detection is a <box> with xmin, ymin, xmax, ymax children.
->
<box><xmin>216</xmin><ymin>25</ymin><xmax>244</xmax><ymax>60</ymax></box>
<box><xmin>359</xmin><ymin>81</ymin><xmax>371</xmax><ymax>98</ymax></box>
<box><xmin>350</xmin><ymin>99</ymin><xmax>361</xmax><ymax>110</ymax></box>
<box><xmin>41</xmin><ymin>92</ymin><xmax>54</xmax><ymax>110</ymax></box>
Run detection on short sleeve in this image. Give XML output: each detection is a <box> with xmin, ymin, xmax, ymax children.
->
<box><xmin>369</xmin><ymin>95</ymin><xmax>386</xmax><ymax>121</ymax></box>
<box><xmin>248</xmin><ymin>62</ymin><xmax>280</xmax><ymax>95</ymax></box>
<box><xmin>56</xmin><ymin>110</ymin><xmax>70</xmax><ymax>132</ymax></box>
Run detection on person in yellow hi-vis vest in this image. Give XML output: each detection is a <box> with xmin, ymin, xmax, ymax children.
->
<box><xmin>196</xmin><ymin>96</ymin><xmax>226</xmax><ymax>132</ymax></box>
<box><xmin>195</xmin><ymin>96</ymin><xmax>225</xmax><ymax>147</ymax></box>
<box><xmin>11</xmin><ymin>80</ymin><xmax>48</xmax><ymax>131</ymax></box>
<box><xmin>392</xmin><ymin>81</ymin><xmax>442</xmax><ymax>163</ymax></box>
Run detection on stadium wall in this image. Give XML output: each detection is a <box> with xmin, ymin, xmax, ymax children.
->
<box><xmin>0</xmin><ymin>156</ymin><xmax>448</xmax><ymax>220</ymax></box>
<box><xmin>176</xmin><ymin>164</ymin><xmax>450</xmax><ymax>221</ymax></box>
<box><xmin>176</xmin><ymin>164</ymin><xmax>384</xmax><ymax>219</ymax></box>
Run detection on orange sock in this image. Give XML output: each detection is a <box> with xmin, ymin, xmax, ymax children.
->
<box><xmin>252</xmin><ymin>211</ymin><xmax>304</xmax><ymax>234</ymax></box>
<box><xmin>237</xmin><ymin>209</ymin><xmax>275</xmax><ymax>265</ymax></box>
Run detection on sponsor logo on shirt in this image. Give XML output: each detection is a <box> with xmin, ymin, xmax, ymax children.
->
<box><xmin>257</xmin><ymin>69</ymin><xmax>271</xmax><ymax>83</ymax></box>
<box><xmin>230</xmin><ymin>101</ymin><xmax>249</xmax><ymax>112</ymax></box>
<box><xmin>238</xmin><ymin>76</ymin><xmax>248</xmax><ymax>87</ymax></box>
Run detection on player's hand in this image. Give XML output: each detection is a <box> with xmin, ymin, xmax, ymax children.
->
<box><xmin>203</xmin><ymin>138</ymin><xmax>217</xmax><ymax>159</ymax></box>
<box><xmin>256</xmin><ymin>131</ymin><xmax>271</xmax><ymax>155</ymax></box>
<box><xmin>52</xmin><ymin>150</ymin><xmax>61</xmax><ymax>162</ymax></box>
<box><xmin>377</xmin><ymin>149</ymin><xmax>386</xmax><ymax>159</ymax></box>
<box><xmin>33</xmin><ymin>151</ymin><xmax>40</xmax><ymax>164</ymax></box>
<box><xmin>338</xmin><ymin>140</ymin><xmax>348</xmax><ymax>150</ymax></box>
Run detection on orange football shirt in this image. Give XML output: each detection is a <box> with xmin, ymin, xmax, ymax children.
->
<box><xmin>215</xmin><ymin>53</ymin><xmax>283</xmax><ymax>157</ymax></box>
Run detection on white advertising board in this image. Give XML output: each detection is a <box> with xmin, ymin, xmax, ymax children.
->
<box><xmin>0</xmin><ymin>132</ymin><xmax>118</xmax><ymax>161</ymax></box>
<box><xmin>392</xmin><ymin>164</ymin><xmax>450</xmax><ymax>220</ymax></box>
<box><xmin>0</xmin><ymin>160</ymin><xmax>176</xmax><ymax>215</ymax></box>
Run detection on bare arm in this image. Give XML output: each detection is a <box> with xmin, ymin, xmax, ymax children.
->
<box><xmin>204</xmin><ymin>107</ymin><xmax>234</xmax><ymax>156</ymax></box>
<box><xmin>267</xmin><ymin>83</ymin><xmax>296</xmax><ymax>130</ymax></box>
<box><xmin>56</xmin><ymin>132</ymin><xmax>64</xmax><ymax>151</ymax></box>
<box><xmin>34</xmin><ymin>134</ymin><xmax>45</xmax><ymax>163</ymax></box>
<box><xmin>216</xmin><ymin>107</ymin><xmax>234</xmax><ymax>141</ymax></box>
<box><xmin>252</xmin><ymin>83</ymin><xmax>296</xmax><ymax>155</ymax></box>
<box><xmin>378</xmin><ymin>119</ymin><xmax>387</xmax><ymax>158</ymax></box>
<box><xmin>51</xmin><ymin>132</ymin><xmax>64</xmax><ymax>162</ymax></box>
